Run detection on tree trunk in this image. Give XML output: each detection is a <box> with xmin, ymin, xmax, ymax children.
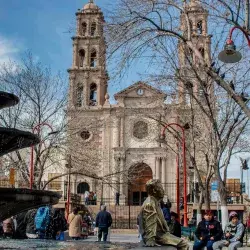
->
<box><xmin>197</xmin><ymin>190</ymin><xmax>204</xmax><ymax>224</ymax></box>
<box><xmin>204</xmin><ymin>186</ymin><xmax>210</xmax><ymax>210</ymax></box>
<box><xmin>219</xmin><ymin>184</ymin><xmax>228</xmax><ymax>230</ymax></box>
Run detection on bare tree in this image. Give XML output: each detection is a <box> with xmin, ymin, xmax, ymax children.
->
<box><xmin>106</xmin><ymin>0</ymin><xmax>250</xmax><ymax>118</ymax></box>
<box><xmin>105</xmin><ymin>0</ymin><xmax>250</xmax><ymax>227</ymax></box>
<box><xmin>0</xmin><ymin>53</ymin><xmax>67</xmax><ymax>189</ymax></box>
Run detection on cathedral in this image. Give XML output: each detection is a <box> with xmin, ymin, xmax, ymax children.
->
<box><xmin>66</xmin><ymin>0</ymin><xmax>211</xmax><ymax>208</ymax></box>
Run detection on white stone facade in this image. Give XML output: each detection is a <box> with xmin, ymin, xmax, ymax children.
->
<box><xmin>66</xmin><ymin>1</ymin><xmax>211</xmax><ymax>206</ymax></box>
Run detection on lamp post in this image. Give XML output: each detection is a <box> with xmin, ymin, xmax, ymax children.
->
<box><xmin>218</xmin><ymin>26</ymin><xmax>250</xmax><ymax>63</ymax></box>
<box><xmin>66</xmin><ymin>154</ymin><xmax>72</xmax><ymax>220</ymax></box>
<box><xmin>160</xmin><ymin>123</ymin><xmax>189</xmax><ymax>227</ymax></box>
<box><xmin>29</xmin><ymin>122</ymin><xmax>55</xmax><ymax>189</ymax></box>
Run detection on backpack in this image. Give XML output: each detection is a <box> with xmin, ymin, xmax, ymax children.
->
<box><xmin>35</xmin><ymin>207</ymin><xmax>50</xmax><ymax>234</ymax></box>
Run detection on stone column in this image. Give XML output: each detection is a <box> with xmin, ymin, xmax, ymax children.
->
<box><xmin>69</xmin><ymin>74</ymin><xmax>76</xmax><ymax>107</ymax></box>
<box><xmin>156</xmin><ymin>157</ymin><xmax>160</xmax><ymax>180</ymax></box>
<box><xmin>120</xmin><ymin>116</ymin><xmax>124</xmax><ymax>148</ymax></box>
<box><xmin>162</xmin><ymin>157</ymin><xmax>167</xmax><ymax>188</ymax></box>
<box><xmin>113</xmin><ymin>117</ymin><xmax>120</xmax><ymax>148</ymax></box>
<box><xmin>112</xmin><ymin>156</ymin><xmax>120</xmax><ymax>204</ymax></box>
<box><xmin>120</xmin><ymin>157</ymin><xmax>126</xmax><ymax>205</ymax></box>
<box><xmin>76</xmin><ymin>16</ymin><xmax>81</xmax><ymax>36</ymax></box>
<box><xmin>73</xmin><ymin>40</ymin><xmax>78</xmax><ymax>68</ymax></box>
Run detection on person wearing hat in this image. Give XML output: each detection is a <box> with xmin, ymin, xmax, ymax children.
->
<box><xmin>212</xmin><ymin>211</ymin><xmax>245</xmax><ymax>250</ymax></box>
<box><xmin>168</xmin><ymin>212</ymin><xmax>181</xmax><ymax>238</ymax></box>
<box><xmin>193</xmin><ymin>210</ymin><xmax>223</xmax><ymax>250</ymax></box>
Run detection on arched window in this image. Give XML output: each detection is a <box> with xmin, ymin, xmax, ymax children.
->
<box><xmin>90</xmin><ymin>49</ymin><xmax>97</xmax><ymax>67</ymax></box>
<box><xmin>82</xmin><ymin>22</ymin><xmax>87</xmax><ymax>36</ymax></box>
<box><xmin>90</xmin><ymin>22</ymin><xmax>96</xmax><ymax>36</ymax></box>
<box><xmin>197</xmin><ymin>21</ymin><xmax>203</xmax><ymax>34</ymax></box>
<box><xmin>89</xmin><ymin>83</ymin><xmax>97</xmax><ymax>106</ymax></box>
<box><xmin>79</xmin><ymin>49</ymin><xmax>85</xmax><ymax>67</ymax></box>
<box><xmin>199</xmin><ymin>47</ymin><xmax>205</xmax><ymax>58</ymax></box>
<box><xmin>76</xmin><ymin>83</ymin><xmax>83</xmax><ymax>107</ymax></box>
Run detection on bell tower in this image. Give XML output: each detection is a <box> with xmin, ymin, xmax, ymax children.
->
<box><xmin>68</xmin><ymin>0</ymin><xmax>108</xmax><ymax>109</ymax></box>
<box><xmin>178</xmin><ymin>0</ymin><xmax>212</xmax><ymax>104</ymax></box>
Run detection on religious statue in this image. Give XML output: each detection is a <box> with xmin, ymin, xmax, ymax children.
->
<box><xmin>138</xmin><ymin>179</ymin><xmax>189</xmax><ymax>249</ymax></box>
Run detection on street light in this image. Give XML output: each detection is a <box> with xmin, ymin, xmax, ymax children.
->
<box><xmin>29</xmin><ymin>122</ymin><xmax>57</xmax><ymax>189</ymax></box>
<box><xmin>65</xmin><ymin>154</ymin><xmax>72</xmax><ymax>220</ymax></box>
<box><xmin>218</xmin><ymin>26</ymin><xmax>250</xmax><ymax>63</ymax></box>
<box><xmin>159</xmin><ymin>122</ymin><xmax>189</xmax><ymax>227</ymax></box>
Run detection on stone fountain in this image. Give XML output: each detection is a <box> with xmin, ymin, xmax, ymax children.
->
<box><xmin>0</xmin><ymin>91</ymin><xmax>61</xmax><ymax>221</ymax></box>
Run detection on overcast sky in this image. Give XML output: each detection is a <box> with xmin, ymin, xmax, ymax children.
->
<box><xmin>0</xmin><ymin>0</ymin><xmax>249</xmax><ymax>191</ymax></box>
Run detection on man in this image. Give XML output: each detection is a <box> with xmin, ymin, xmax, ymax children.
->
<box><xmin>213</xmin><ymin>211</ymin><xmax>245</xmax><ymax>250</ymax></box>
<box><xmin>115</xmin><ymin>192</ymin><xmax>120</xmax><ymax>206</ymax></box>
<box><xmin>24</xmin><ymin>209</ymin><xmax>38</xmax><ymax>239</ymax></box>
<box><xmin>138</xmin><ymin>179</ymin><xmax>188</xmax><ymax>249</ymax></box>
<box><xmin>168</xmin><ymin>212</ymin><xmax>182</xmax><ymax>238</ymax></box>
<box><xmin>95</xmin><ymin>205</ymin><xmax>112</xmax><ymax>242</ymax></box>
<box><xmin>193</xmin><ymin>210</ymin><xmax>222</xmax><ymax>250</ymax></box>
<box><xmin>160</xmin><ymin>200</ymin><xmax>171</xmax><ymax>223</ymax></box>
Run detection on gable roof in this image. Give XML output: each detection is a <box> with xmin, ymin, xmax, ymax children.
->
<box><xmin>114</xmin><ymin>81</ymin><xmax>166</xmax><ymax>100</ymax></box>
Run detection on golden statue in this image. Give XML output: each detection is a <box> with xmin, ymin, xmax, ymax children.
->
<box><xmin>138</xmin><ymin>179</ymin><xmax>189</xmax><ymax>249</ymax></box>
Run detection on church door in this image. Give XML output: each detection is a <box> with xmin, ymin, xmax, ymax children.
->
<box><xmin>128</xmin><ymin>163</ymin><xmax>153</xmax><ymax>206</ymax></box>
<box><xmin>77</xmin><ymin>182</ymin><xmax>90</xmax><ymax>194</ymax></box>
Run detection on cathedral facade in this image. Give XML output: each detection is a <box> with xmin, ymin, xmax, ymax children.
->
<box><xmin>66</xmin><ymin>0</ymin><xmax>211</xmax><ymax>207</ymax></box>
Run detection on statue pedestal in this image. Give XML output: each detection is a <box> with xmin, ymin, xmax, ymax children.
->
<box><xmin>134</xmin><ymin>243</ymin><xmax>177</xmax><ymax>250</ymax></box>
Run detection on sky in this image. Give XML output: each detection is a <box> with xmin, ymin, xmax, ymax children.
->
<box><xmin>0</xmin><ymin>0</ymin><xmax>249</xmax><ymax>190</ymax></box>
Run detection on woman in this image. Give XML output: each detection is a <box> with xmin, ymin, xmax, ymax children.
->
<box><xmin>68</xmin><ymin>207</ymin><xmax>83</xmax><ymax>240</ymax></box>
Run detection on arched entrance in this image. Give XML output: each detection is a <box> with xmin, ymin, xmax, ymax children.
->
<box><xmin>77</xmin><ymin>182</ymin><xmax>90</xmax><ymax>194</ymax></box>
<box><xmin>128</xmin><ymin>163</ymin><xmax>153</xmax><ymax>206</ymax></box>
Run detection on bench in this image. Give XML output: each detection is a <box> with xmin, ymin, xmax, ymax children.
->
<box><xmin>181</xmin><ymin>226</ymin><xmax>196</xmax><ymax>240</ymax></box>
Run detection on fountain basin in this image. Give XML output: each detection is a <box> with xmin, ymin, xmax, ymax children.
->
<box><xmin>0</xmin><ymin>188</ymin><xmax>61</xmax><ymax>221</ymax></box>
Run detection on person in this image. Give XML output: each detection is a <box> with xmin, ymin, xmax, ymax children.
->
<box><xmin>14</xmin><ymin>211</ymin><xmax>28</xmax><ymax>239</ymax></box>
<box><xmin>168</xmin><ymin>212</ymin><xmax>181</xmax><ymax>238</ymax></box>
<box><xmin>115</xmin><ymin>192</ymin><xmax>120</xmax><ymax>206</ymax></box>
<box><xmin>213</xmin><ymin>211</ymin><xmax>245</xmax><ymax>250</ymax></box>
<box><xmin>2</xmin><ymin>217</ymin><xmax>15</xmax><ymax>238</ymax></box>
<box><xmin>181</xmin><ymin>215</ymin><xmax>184</xmax><ymax>226</ymax></box>
<box><xmin>68</xmin><ymin>207</ymin><xmax>83</xmax><ymax>240</ymax></box>
<box><xmin>160</xmin><ymin>200</ymin><xmax>171</xmax><ymax>223</ymax></box>
<box><xmin>85</xmin><ymin>191</ymin><xmax>90</xmax><ymax>205</ymax></box>
<box><xmin>95</xmin><ymin>205</ymin><xmax>112</xmax><ymax>242</ymax></box>
<box><xmin>193</xmin><ymin>210</ymin><xmax>223</xmax><ymax>250</ymax></box>
<box><xmin>138</xmin><ymin>179</ymin><xmax>188</xmax><ymax>249</ymax></box>
<box><xmin>50</xmin><ymin>208</ymin><xmax>68</xmax><ymax>240</ymax></box>
<box><xmin>93</xmin><ymin>192</ymin><xmax>97</xmax><ymax>205</ymax></box>
<box><xmin>136</xmin><ymin>215</ymin><xmax>143</xmax><ymax>242</ymax></box>
<box><xmin>24</xmin><ymin>209</ymin><xmax>38</xmax><ymax>239</ymax></box>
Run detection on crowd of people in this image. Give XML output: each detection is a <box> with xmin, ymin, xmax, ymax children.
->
<box><xmin>0</xmin><ymin>198</ymin><xmax>247</xmax><ymax>249</ymax></box>
<box><xmin>84</xmin><ymin>191</ymin><xmax>97</xmax><ymax>205</ymax></box>
<box><xmin>0</xmin><ymin>207</ymin><xmax>67</xmax><ymax>240</ymax></box>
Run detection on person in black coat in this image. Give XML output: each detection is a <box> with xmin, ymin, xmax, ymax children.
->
<box><xmin>193</xmin><ymin>210</ymin><xmax>223</xmax><ymax>250</ymax></box>
<box><xmin>95</xmin><ymin>205</ymin><xmax>112</xmax><ymax>242</ymax></box>
<box><xmin>14</xmin><ymin>212</ymin><xmax>27</xmax><ymax>239</ymax></box>
<box><xmin>168</xmin><ymin>212</ymin><xmax>181</xmax><ymax>238</ymax></box>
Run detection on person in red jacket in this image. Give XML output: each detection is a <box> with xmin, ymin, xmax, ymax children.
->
<box><xmin>193</xmin><ymin>210</ymin><xmax>223</xmax><ymax>250</ymax></box>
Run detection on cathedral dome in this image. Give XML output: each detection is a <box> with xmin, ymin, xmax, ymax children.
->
<box><xmin>83</xmin><ymin>0</ymin><xmax>99</xmax><ymax>10</ymax></box>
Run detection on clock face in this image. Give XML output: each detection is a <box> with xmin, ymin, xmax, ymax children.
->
<box><xmin>137</xmin><ymin>88</ymin><xmax>144</xmax><ymax>96</ymax></box>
